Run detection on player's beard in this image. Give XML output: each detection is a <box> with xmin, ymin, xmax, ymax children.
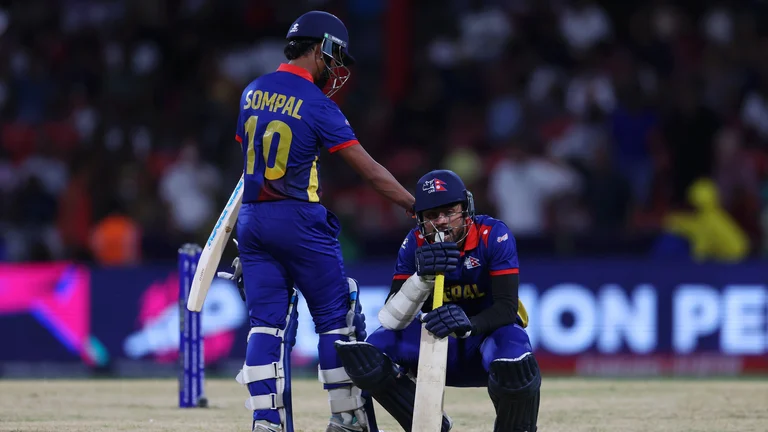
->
<box><xmin>445</xmin><ymin>226</ymin><xmax>464</xmax><ymax>243</ymax></box>
<box><xmin>314</xmin><ymin>67</ymin><xmax>331</xmax><ymax>91</ymax></box>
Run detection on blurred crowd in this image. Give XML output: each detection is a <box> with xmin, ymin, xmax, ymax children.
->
<box><xmin>0</xmin><ymin>0</ymin><xmax>767</xmax><ymax>264</ymax></box>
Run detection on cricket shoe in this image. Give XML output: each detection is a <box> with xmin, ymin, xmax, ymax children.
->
<box><xmin>326</xmin><ymin>413</ymin><xmax>365</xmax><ymax>432</ymax></box>
<box><xmin>252</xmin><ymin>420</ymin><xmax>281</xmax><ymax>432</ymax></box>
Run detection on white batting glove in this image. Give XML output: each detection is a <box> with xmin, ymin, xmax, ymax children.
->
<box><xmin>216</xmin><ymin>239</ymin><xmax>245</xmax><ymax>301</ymax></box>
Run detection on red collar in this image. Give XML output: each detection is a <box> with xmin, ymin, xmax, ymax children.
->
<box><xmin>461</xmin><ymin>220</ymin><xmax>479</xmax><ymax>255</ymax></box>
<box><xmin>277</xmin><ymin>63</ymin><xmax>313</xmax><ymax>83</ymax></box>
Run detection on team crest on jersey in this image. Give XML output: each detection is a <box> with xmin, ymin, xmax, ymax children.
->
<box><xmin>422</xmin><ymin>178</ymin><xmax>448</xmax><ymax>194</ymax></box>
<box><xmin>497</xmin><ymin>233</ymin><xmax>508</xmax><ymax>243</ymax></box>
<box><xmin>464</xmin><ymin>256</ymin><xmax>481</xmax><ymax>269</ymax></box>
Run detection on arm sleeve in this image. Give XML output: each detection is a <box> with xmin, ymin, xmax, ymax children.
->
<box><xmin>469</xmin><ymin>274</ymin><xmax>519</xmax><ymax>334</ymax></box>
<box><xmin>392</xmin><ymin>231</ymin><xmax>418</xmax><ymax>281</ymax></box>
<box><xmin>311</xmin><ymin>98</ymin><xmax>359</xmax><ymax>153</ymax></box>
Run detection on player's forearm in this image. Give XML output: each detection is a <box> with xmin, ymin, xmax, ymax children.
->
<box><xmin>337</xmin><ymin>144</ymin><xmax>415</xmax><ymax>210</ymax></box>
<box><xmin>470</xmin><ymin>274</ymin><xmax>519</xmax><ymax>334</ymax></box>
<box><xmin>363</xmin><ymin>164</ymin><xmax>415</xmax><ymax>210</ymax></box>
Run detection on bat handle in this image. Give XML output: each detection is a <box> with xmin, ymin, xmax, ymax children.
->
<box><xmin>432</xmin><ymin>273</ymin><xmax>445</xmax><ymax>309</ymax></box>
<box><xmin>431</xmin><ymin>231</ymin><xmax>446</xmax><ymax>310</ymax></box>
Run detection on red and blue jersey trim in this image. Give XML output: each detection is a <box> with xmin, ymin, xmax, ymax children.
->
<box><xmin>490</xmin><ymin>268</ymin><xmax>519</xmax><ymax>276</ymax></box>
<box><xmin>276</xmin><ymin>63</ymin><xmax>314</xmax><ymax>82</ymax></box>
<box><xmin>328</xmin><ymin>139</ymin><xmax>359</xmax><ymax>153</ymax></box>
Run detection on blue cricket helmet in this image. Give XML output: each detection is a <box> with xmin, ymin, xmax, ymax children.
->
<box><xmin>414</xmin><ymin>169</ymin><xmax>475</xmax><ymax>215</ymax></box>
<box><xmin>286</xmin><ymin>11</ymin><xmax>356</xmax><ymax>66</ymax></box>
<box><xmin>414</xmin><ymin>169</ymin><xmax>476</xmax><ymax>242</ymax></box>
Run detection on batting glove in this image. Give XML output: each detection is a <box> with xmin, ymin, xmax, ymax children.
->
<box><xmin>422</xmin><ymin>304</ymin><xmax>473</xmax><ymax>339</ymax></box>
<box><xmin>217</xmin><ymin>239</ymin><xmax>245</xmax><ymax>302</ymax></box>
<box><xmin>415</xmin><ymin>242</ymin><xmax>460</xmax><ymax>281</ymax></box>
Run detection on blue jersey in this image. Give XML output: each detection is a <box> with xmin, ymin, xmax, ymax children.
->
<box><xmin>393</xmin><ymin>215</ymin><xmax>528</xmax><ymax>325</ymax></box>
<box><xmin>235</xmin><ymin>63</ymin><xmax>359</xmax><ymax>204</ymax></box>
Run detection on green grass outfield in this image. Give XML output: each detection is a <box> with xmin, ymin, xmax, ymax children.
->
<box><xmin>1</xmin><ymin>377</ymin><xmax>767</xmax><ymax>431</ymax></box>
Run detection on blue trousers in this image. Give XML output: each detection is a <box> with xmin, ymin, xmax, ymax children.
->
<box><xmin>366</xmin><ymin>319</ymin><xmax>533</xmax><ymax>387</ymax></box>
<box><xmin>237</xmin><ymin>200</ymin><xmax>351</xmax><ymax>423</ymax></box>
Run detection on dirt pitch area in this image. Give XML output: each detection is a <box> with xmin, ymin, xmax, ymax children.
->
<box><xmin>1</xmin><ymin>378</ymin><xmax>767</xmax><ymax>431</ymax></box>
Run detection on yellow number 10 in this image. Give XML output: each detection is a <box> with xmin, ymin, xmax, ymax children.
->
<box><xmin>244</xmin><ymin>115</ymin><xmax>293</xmax><ymax>180</ymax></box>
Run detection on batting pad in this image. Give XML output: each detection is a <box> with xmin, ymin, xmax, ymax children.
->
<box><xmin>488</xmin><ymin>353</ymin><xmax>541</xmax><ymax>432</ymax></box>
<box><xmin>317</xmin><ymin>278</ymin><xmax>375</xmax><ymax>430</ymax></box>
<box><xmin>335</xmin><ymin>340</ymin><xmax>452</xmax><ymax>432</ymax></box>
<box><xmin>317</xmin><ymin>277</ymin><xmax>366</xmax><ymax>393</ymax></box>
<box><xmin>238</xmin><ymin>288</ymin><xmax>299</xmax><ymax>432</ymax></box>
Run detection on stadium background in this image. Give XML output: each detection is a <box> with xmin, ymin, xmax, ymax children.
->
<box><xmin>1</xmin><ymin>0</ymin><xmax>767</xmax><ymax>379</ymax></box>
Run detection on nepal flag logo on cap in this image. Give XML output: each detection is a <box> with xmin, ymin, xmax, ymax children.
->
<box><xmin>422</xmin><ymin>178</ymin><xmax>448</xmax><ymax>194</ymax></box>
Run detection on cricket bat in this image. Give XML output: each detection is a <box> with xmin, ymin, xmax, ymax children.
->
<box><xmin>187</xmin><ymin>175</ymin><xmax>244</xmax><ymax>312</ymax></box>
<box><xmin>412</xmin><ymin>234</ymin><xmax>449</xmax><ymax>431</ymax></box>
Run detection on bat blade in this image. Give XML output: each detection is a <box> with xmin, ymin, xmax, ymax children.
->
<box><xmin>186</xmin><ymin>175</ymin><xmax>244</xmax><ymax>312</ymax></box>
<box><xmin>412</xmin><ymin>273</ymin><xmax>448</xmax><ymax>431</ymax></box>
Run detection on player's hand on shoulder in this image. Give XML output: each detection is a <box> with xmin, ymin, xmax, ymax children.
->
<box><xmin>422</xmin><ymin>304</ymin><xmax>473</xmax><ymax>339</ymax></box>
<box><xmin>415</xmin><ymin>241</ymin><xmax>460</xmax><ymax>280</ymax></box>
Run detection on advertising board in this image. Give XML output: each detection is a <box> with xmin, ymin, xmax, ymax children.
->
<box><xmin>1</xmin><ymin>259</ymin><xmax>766</xmax><ymax>377</ymax></box>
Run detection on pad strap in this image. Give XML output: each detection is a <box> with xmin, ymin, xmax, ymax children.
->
<box><xmin>319</xmin><ymin>366</ymin><xmax>351</xmax><ymax>384</ymax></box>
<box><xmin>378</xmin><ymin>273</ymin><xmax>432</xmax><ymax>330</ymax></box>
<box><xmin>249</xmin><ymin>326</ymin><xmax>284</xmax><ymax>339</ymax></box>
<box><xmin>328</xmin><ymin>387</ymin><xmax>365</xmax><ymax>413</ymax></box>
<box><xmin>237</xmin><ymin>328</ymin><xmax>287</xmax><ymax>386</ymax></box>
<box><xmin>236</xmin><ymin>362</ymin><xmax>284</xmax><ymax>385</ymax></box>
<box><xmin>245</xmin><ymin>393</ymin><xmax>284</xmax><ymax>410</ymax></box>
<box><xmin>321</xmin><ymin>327</ymin><xmax>353</xmax><ymax>336</ymax></box>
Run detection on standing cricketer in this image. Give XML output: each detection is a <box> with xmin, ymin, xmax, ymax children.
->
<box><xmin>229</xmin><ymin>10</ymin><xmax>415</xmax><ymax>432</ymax></box>
<box><xmin>335</xmin><ymin>169</ymin><xmax>541</xmax><ymax>432</ymax></box>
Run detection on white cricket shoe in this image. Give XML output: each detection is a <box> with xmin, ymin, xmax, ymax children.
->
<box><xmin>252</xmin><ymin>420</ymin><xmax>281</xmax><ymax>432</ymax></box>
<box><xmin>326</xmin><ymin>413</ymin><xmax>364</xmax><ymax>432</ymax></box>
